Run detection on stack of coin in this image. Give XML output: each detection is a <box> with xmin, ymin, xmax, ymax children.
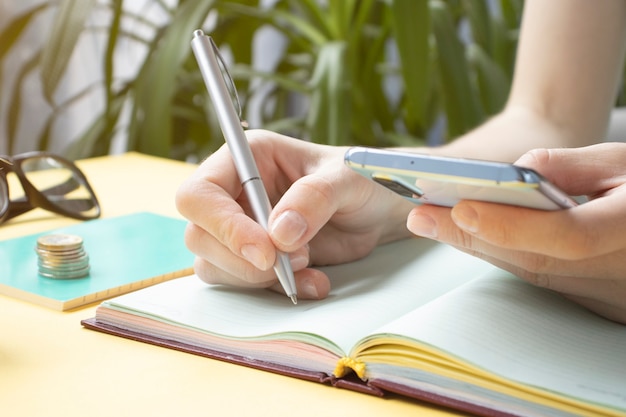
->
<box><xmin>35</xmin><ymin>234</ymin><xmax>90</xmax><ymax>279</ymax></box>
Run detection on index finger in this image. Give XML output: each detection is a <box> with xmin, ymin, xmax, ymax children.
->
<box><xmin>451</xmin><ymin>195</ymin><xmax>626</xmax><ymax>260</ymax></box>
<box><xmin>175</xmin><ymin>144</ymin><xmax>277</xmax><ymax>270</ymax></box>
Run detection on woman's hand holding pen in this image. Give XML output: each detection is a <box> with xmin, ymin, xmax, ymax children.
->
<box><xmin>407</xmin><ymin>143</ymin><xmax>626</xmax><ymax>324</ymax></box>
<box><xmin>176</xmin><ymin>129</ymin><xmax>414</xmax><ymax>300</ymax></box>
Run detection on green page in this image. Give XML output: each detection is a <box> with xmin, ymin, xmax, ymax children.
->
<box><xmin>0</xmin><ymin>212</ymin><xmax>194</xmax><ymax>310</ymax></box>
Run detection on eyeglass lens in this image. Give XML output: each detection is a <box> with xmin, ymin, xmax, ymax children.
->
<box><xmin>0</xmin><ymin>174</ymin><xmax>8</xmax><ymax>215</ymax></box>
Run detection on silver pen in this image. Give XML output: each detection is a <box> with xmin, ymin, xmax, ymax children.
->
<box><xmin>191</xmin><ymin>29</ymin><xmax>298</xmax><ymax>304</ymax></box>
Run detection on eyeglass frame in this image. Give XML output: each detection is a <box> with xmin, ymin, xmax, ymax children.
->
<box><xmin>0</xmin><ymin>151</ymin><xmax>101</xmax><ymax>224</ymax></box>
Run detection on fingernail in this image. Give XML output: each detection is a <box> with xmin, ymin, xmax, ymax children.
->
<box><xmin>290</xmin><ymin>252</ymin><xmax>309</xmax><ymax>271</ymax></box>
<box><xmin>300</xmin><ymin>278</ymin><xmax>319</xmax><ymax>299</ymax></box>
<box><xmin>271</xmin><ymin>210</ymin><xmax>307</xmax><ymax>246</ymax></box>
<box><xmin>452</xmin><ymin>205</ymin><xmax>479</xmax><ymax>233</ymax></box>
<box><xmin>407</xmin><ymin>212</ymin><xmax>438</xmax><ymax>238</ymax></box>
<box><xmin>241</xmin><ymin>244</ymin><xmax>269</xmax><ymax>270</ymax></box>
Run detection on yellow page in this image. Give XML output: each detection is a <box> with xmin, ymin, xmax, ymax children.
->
<box><xmin>355</xmin><ymin>271</ymin><xmax>626</xmax><ymax>416</ymax></box>
<box><xmin>100</xmin><ymin>237</ymin><xmax>495</xmax><ymax>375</ymax></box>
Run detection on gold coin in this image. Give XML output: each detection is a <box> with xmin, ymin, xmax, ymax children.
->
<box><xmin>35</xmin><ymin>233</ymin><xmax>90</xmax><ymax>280</ymax></box>
<box><xmin>36</xmin><ymin>250</ymin><xmax>87</xmax><ymax>262</ymax></box>
<box><xmin>36</xmin><ymin>234</ymin><xmax>83</xmax><ymax>251</ymax></box>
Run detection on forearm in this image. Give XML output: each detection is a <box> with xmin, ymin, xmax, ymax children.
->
<box><xmin>431</xmin><ymin>0</ymin><xmax>626</xmax><ymax>162</ymax></box>
<box><xmin>510</xmin><ymin>0</ymin><xmax>626</xmax><ymax>144</ymax></box>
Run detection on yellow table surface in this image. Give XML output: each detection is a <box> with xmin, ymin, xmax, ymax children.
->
<box><xmin>0</xmin><ymin>152</ymin><xmax>461</xmax><ymax>417</ymax></box>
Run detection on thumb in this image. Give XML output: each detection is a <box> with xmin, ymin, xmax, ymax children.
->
<box><xmin>515</xmin><ymin>143</ymin><xmax>625</xmax><ymax>197</ymax></box>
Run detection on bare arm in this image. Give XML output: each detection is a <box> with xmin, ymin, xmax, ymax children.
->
<box><xmin>438</xmin><ymin>0</ymin><xmax>626</xmax><ymax>161</ymax></box>
<box><xmin>175</xmin><ymin>1</ymin><xmax>626</xmax><ymax>304</ymax></box>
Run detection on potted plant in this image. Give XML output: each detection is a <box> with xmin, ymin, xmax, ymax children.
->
<box><xmin>0</xmin><ymin>0</ymin><xmax>524</xmax><ymax>161</ymax></box>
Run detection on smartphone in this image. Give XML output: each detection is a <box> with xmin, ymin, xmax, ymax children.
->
<box><xmin>344</xmin><ymin>147</ymin><xmax>578</xmax><ymax>210</ymax></box>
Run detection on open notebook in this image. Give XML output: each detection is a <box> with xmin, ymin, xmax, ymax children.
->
<box><xmin>82</xmin><ymin>238</ymin><xmax>626</xmax><ymax>417</ymax></box>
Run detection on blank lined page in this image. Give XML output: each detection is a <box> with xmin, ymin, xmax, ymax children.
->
<box><xmin>102</xmin><ymin>238</ymin><xmax>495</xmax><ymax>354</ymax></box>
<box><xmin>374</xmin><ymin>271</ymin><xmax>626</xmax><ymax>412</ymax></box>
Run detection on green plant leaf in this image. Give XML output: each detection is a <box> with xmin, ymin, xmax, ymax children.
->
<box><xmin>499</xmin><ymin>0</ymin><xmax>524</xmax><ymax>30</ymax></box>
<box><xmin>0</xmin><ymin>3</ymin><xmax>48</xmax><ymax>62</ymax></box>
<box><xmin>37</xmin><ymin>80</ymin><xmax>103</xmax><ymax>152</ymax></box>
<box><xmin>306</xmin><ymin>42</ymin><xmax>350</xmax><ymax>145</ymax></box>
<box><xmin>210</xmin><ymin>0</ymin><xmax>263</xmax><ymax>95</ymax></box>
<box><xmin>0</xmin><ymin>4</ymin><xmax>49</xmax><ymax>114</ymax></box>
<box><xmin>40</xmin><ymin>0</ymin><xmax>97</xmax><ymax>104</ymax></box>
<box><xmin>63</xmin><ymin>86</ymin><xmax>128</xmax><ymax>159</ymax></box>
<box><xmin>349</xmin><ymin>20</ymin><xmax>394</xmax><ymax>146</ymax></box>
<box><xmin>6</xmin><ymin>51</ymin><xmax>41</xmax><ymax>154</ymax></box>
<box><xmin>0</xmin><ymin>0</ymin><xmax>534</xmax><ymax>161</ymax></box>
<box><xmin>250</xmin><ymin>3</ymin><xmax>329</xmax><ymax>46</ymax></box>
<box><xmin>285</xmin><ymin>0</ymin><xmax>334</xmax><ymax>40</ymax></box>
<box><xmin>231</xmin><ymin>64</ymin><xmax>310</xmax><ymax>94</ymax></box>
<box><xmin>463</xmin><ymin>0</ymin><xmax>492</xmax><ymax>55</ymax></box>
<box><xmin>128</xmin><ymin>0</ymin><xmax>217</xmax><ymax>157</ymax></box>
<box><xmin>103</xmin><ymin>0</ymin><xmax>123</xmax><ymax>121</ymax></box>
<box><xmin>430</xmin><ymin>0</ymin><xmax>483</xmax><ymax>139</ymax></box>
<box><xmin>489</xmin><ymin>15</ymin><xmax>517</xmax><ymax>83</ymax></box>
<box><xmin>468</xmin><ymin>43</ymin><xmax>510</xmax><ymax>115</ymax></box>
<box><xmin>388</xmin><ymin>0</ymin><xmax>430</xmax><ymax>133</ymax></box>
<box><xmin>347</xmin><ymin>0</ymin><xmax>376</xmax><ymax>45</ymax></box>
<box><xmin>327</xmin><ymin>0</ymin><xmax>358</xmax><ymax>39</ymax></box>
<box><xmin>497</xmin><ymin>0</ymin><xmax>523</xmax><ymax>78</ymax></box>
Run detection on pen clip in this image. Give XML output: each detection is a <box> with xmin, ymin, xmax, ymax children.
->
<box><xmin>207</xmin><ymin>36</ymin><xmax>244</xmax><ymax>124</ymax></box>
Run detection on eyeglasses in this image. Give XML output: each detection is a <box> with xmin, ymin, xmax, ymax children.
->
<box><xmin>0</xmin><ymin>152</ymin><xmax>101</xmax><ymax>224</ymax></box>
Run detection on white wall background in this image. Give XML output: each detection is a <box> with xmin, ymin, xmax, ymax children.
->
<box><xmin>0</xmin><ymin>0</ymin><xmax>177</xmax><ymax>155</ymax></box>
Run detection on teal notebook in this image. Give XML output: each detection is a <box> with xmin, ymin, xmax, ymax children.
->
<box><xmin>0</xmin><ymin>212</ymin><xmax>194</xmax><ymax>310</ymax></box>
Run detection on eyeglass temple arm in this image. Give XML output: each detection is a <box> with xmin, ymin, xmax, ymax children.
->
<box><xmin>2</xmin><ymin>178</ymin><xmax>82</xmax><ymax>220</ymax></box>
<box><xmin>4</xmin><ymin>196</ymin><xmax>98</xmax><ymax>222</ymax></box>
<box><xmin>39</xmin><ymin>177</ymin><xmax>80</xmax><ymax>197</ymax></box>
<box><xmin>39</xmin><ymin>178</ymin><xmax>100</xmax><ymax>211</ymax></box>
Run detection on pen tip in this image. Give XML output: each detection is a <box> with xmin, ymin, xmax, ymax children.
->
<box><xmin>290</xmin><ymin>294</ymin><xmax>298</xmax><ymax>305</ymax></box>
